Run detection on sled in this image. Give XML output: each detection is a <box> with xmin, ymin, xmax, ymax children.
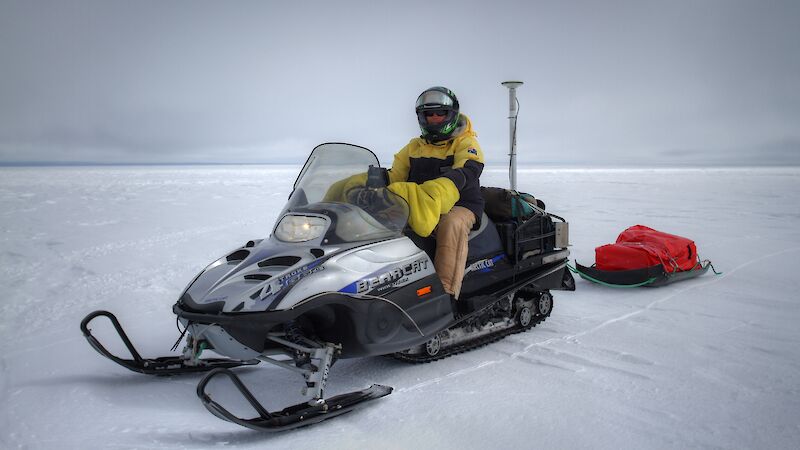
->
<box><xmin>574</xmin><ymin>225</ymin><xmax>716</xmax><ymax>287</ymax></box>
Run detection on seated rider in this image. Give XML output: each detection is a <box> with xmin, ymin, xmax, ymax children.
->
<box><xmin>384</xmin><ymin>86</ymin><xmax>485</xmax><ymax>301</ymax></box>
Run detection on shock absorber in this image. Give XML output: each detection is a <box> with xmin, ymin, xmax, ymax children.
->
<box><xmin>284</xmin><ymin>320</ymin><xmax>313</xmax><ymax>369</ymax></box>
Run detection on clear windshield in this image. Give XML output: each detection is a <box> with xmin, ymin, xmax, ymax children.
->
<box><xmin>288</xmin><ymin>143</ymin><xmax>379</xmax><ymax>205</ymax></box>
<box><xmin>280</xmin><ymin>143</ymin><xmax>409</xmax><ymax>242</ymax></box>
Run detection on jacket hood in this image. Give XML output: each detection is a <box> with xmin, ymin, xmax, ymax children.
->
<box><xmin>423</xmin><ymin>114</ymin><xmax>477</xmax><ymax>145</ymax></box>
<box><xmin>453</xmin><ymin>114</ymin><xmax>476</xmax><ymax>139</ymax></box>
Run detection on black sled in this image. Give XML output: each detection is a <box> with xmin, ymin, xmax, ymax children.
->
<box><xmin>574</xmin><ymin>261</ymin><xmax>712</xmax><ymax>287</ymax></box>
<box><xmin>574</xmin><ymin>225</ymin><xmax>717</xmax><ymax>288</ymax></box>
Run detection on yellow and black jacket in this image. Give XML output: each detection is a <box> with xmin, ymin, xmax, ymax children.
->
<box><xmin>386</xmin><ymin>114</ymin><xmax>485</xmax><ymax>237</ymax></box>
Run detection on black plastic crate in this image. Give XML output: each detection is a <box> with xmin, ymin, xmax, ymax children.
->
<box><xmin>495</xmin><ymin>213</ymin><xmax>556</xmax><ymax>261</ymax></box>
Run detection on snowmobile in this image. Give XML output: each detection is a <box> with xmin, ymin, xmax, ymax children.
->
<box><xmin>80</xmin><ymin>142</ymin><xmax>575</xmax><ymax>431</ymax></box>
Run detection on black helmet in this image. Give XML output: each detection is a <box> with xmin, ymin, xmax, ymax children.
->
<box><xmin>415</xmin><ymin>86</ymin><xmax>460</xmax><ymax>143</ymax></box>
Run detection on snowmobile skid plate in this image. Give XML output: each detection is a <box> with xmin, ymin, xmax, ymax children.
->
<box><xmin>80</xmin><ymin>310</ymin><xmax>259</xmax><ymax>375</ymax></box>
<box><xmin>197</xmin><ymin>368</ymin><xmax>392</xmax><ymax>432</ymax></box>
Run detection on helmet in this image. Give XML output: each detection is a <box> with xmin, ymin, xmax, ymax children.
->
<box><xmin>415</xmin><ymin>86</ymin><xmax>460</xmax><ymax>143</ymax></box>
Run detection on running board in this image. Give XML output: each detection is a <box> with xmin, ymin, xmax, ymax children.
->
<box><xmin>80</xmin><ymin>310</ymin><xmax>259</xmax><ymax>376</ymax></box>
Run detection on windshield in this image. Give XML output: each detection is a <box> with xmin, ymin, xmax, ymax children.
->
<box><xmin>280</xmin><ymin>143</ymin><xmax>409</xmax><ymax>243</ymax></box>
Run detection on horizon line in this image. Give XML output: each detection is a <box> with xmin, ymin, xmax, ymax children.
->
<box><xmin>2</xmin><ymin>161</ymin><xmax>799</xmax><ymax>169</ymax></box>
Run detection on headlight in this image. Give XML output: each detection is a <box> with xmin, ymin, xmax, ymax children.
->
<box><xmin>274</xmin><ymin>215</ymin><xmax>327</xmax><ymax>242</ymax></box>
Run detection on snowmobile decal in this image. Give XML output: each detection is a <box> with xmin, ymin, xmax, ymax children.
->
<box><xmin>276</xmin><ymin>260</ymin><xmax>325</xmax><ymax>288</ymax></box>
<box><xmin>464</xmin><ymin>254</ymin><xmax>505</xmax><ymax>275</ymax></box>
<box><xmin>262</xmin><ymin>260</ymin><xmax>326</xmax><ymax>309</ymax></box>
<box><xmin>340</xmin><ymin>258</ymin><xmax>430</xmax><ymax>295</ymax></box>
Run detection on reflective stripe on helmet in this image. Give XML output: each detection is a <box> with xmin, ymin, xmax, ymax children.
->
<box><xmin>416</xmin><ymin>90</ymin><xmax>455</xmax><ymax>109</ymax></box>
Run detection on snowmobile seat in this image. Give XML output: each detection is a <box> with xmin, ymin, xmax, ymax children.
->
<box><xmin>466</xmin><ymin>212</ymin><xmax>504</xmax><ymax>261</ymax></box>
<box><xmin>404</xmin><ymin>212</ymin><xmax>503</xmax><ymax>262</ymax></box>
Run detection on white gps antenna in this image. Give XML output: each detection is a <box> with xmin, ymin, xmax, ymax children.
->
<box><xmin>501</xmin><ymin>81</ymin><xmax>523</xmax><ymax>191</ymax></box>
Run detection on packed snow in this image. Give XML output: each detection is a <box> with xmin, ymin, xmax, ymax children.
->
<box><xmin>2</xmin><ymin>164</ymin><xmax>800</xmax><ymax>449</ymax></box>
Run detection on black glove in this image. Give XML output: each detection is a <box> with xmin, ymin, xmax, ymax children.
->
<box><xmin>346</xmin><ymin>187</ymin><xmax>393</xmax><ymax>212</ymax></box>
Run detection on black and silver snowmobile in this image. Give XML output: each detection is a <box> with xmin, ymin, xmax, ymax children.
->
<box><xmin>80</xmin><ymin>142</ymin><xmax>574</xmax><ymax>431</ymax></box>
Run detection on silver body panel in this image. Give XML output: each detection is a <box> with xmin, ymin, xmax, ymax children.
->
<box><xmin>182</xmin><ymin>230</ymin><xmax>434</xmax><ymax>314</ymax></box>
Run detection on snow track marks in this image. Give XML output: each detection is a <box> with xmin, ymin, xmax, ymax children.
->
<box><xmin>399</xmin><ymin>246</ymin><xmax>800</xmax><ymax>393</ymax></box>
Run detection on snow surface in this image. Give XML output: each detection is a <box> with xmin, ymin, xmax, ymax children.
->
<box><xmin>2</xmin><ymin>165</ymin><xmax>800</xmax><ymax>449</ymax></box>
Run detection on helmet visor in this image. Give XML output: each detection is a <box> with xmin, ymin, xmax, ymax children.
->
<box><xmin>416</xmin><ymin>90</ymin><xmax>454</xmax><ymax>109</ymax></box>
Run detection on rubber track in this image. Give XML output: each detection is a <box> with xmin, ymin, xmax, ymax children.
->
<box><xmin>391</xmin><ymin>313</ymin><xmax>549</xmax><ymax>364</ymax></box>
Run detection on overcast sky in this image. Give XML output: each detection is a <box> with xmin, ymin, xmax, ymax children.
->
<box><xmin>1</xmin><ymin>0</ymin><xmax>798</xmax><ymax>166</ymax></box>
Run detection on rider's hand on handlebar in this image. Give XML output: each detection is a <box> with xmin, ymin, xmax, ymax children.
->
<box><xmin>346</xmin><ymin>187</ymin><xmax>393</xmax><ymax>212</ymax></box>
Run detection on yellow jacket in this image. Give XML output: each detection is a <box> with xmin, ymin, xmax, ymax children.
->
<box><xmin>387</xmin><ymin>114</ymin><xmax>485</xmax><ymax>237</ymax></box>
<box><xmin>322</xmin><ymin>115</ymin><xmax>485</xmax><ymax>238</ymax></box>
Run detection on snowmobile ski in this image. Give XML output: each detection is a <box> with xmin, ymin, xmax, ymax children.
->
<box><xmin>197</xmin><ymin>368</ymin><xmax>392</xmax><ymax>432</ymax></box>
<box><xmin>80</xmin><ymin>310</ymin><xmax>259</xmax><ymax>375</ymax></box>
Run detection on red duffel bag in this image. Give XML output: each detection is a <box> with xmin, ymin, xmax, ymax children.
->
<box><xmin>596</xmin><ymin>225</ymin><xmax>697</xmax><ymax>273</ymax></box>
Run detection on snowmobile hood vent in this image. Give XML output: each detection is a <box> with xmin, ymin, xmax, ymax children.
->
<box><xmin>257</xmin><ymin>256</ymin><xmax>302</xmax><ymax>268</ymax></box>
<box><xmin>244</xmin><ymin>274</ymin><xmax>272</xmax><ymax>281</ymax></box>
<box><xmin>227</xmin><ymin>250</ymin><xmax>250</xmax><ymax>262</ymax></box>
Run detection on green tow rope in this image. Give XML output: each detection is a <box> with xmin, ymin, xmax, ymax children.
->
<box><xmin>706</xmin><ymin>261</ymin><xmax>723</xmax><ymax>275</ymax></box>
<box><xmin>567</xmin><ymin>263</ymin><xmax>657</xmax><ymax>288</ymax></box>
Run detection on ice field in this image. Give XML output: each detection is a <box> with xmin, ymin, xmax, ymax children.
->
<box><xmin>2</xmin><ymin>164</ymin><xmax>800</xmax><ymax>449</ymax></box>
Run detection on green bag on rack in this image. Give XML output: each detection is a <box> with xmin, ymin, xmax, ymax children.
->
<box><xmin>480</xmin><ymin>187</ymin><xmax>544</xmax><ymax>222</ymax></box>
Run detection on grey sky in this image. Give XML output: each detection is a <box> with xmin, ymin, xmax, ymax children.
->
<box><xmin>1</xmin><ymin>0</ymin><xmax>798</xmax><ymax>165</ymax></box>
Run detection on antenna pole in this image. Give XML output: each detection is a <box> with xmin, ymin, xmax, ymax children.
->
<box><xmin>501</xmin><ymin>81</ymin><xmax>523</xmax><ymax>191</ymax></box>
